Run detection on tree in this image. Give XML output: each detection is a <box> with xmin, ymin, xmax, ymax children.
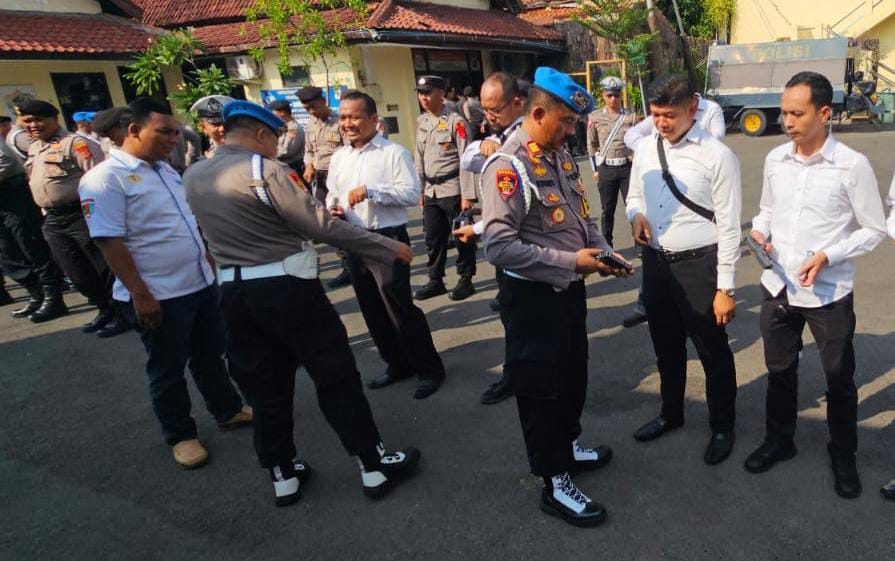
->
<box><xmin>124</xmin><ymin>29</ymin><xmax>233</xmax><ymax>117</ymax></box>
<box><xmin>243</xmin><ymin>0</ymin><xmax>368</xmax><ymax>94</ymax></box>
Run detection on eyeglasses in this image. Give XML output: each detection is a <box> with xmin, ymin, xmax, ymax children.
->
<box><xmin>483</xmin><ymin>100</ymin><xmax>511</xmax><ymax>117</ymax></box>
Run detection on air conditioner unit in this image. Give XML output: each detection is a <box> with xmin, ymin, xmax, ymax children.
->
<box><xmin>226</xmin><ymin>55</ymin><xmax>263</xmax><ymax>81</ymax></box>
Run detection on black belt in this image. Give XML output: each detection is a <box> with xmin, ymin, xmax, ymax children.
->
<box><xmin>44</xmin><ymin>202</ymin><xmax>82</xmax><ymax>216</ymax></box>
<box><xmin>645</xmin><ymin>244</ymin><xmax>717</xmax><ymax>264</ymax></box>
<box><xmin>424</xmin><ymin>169</ymin><xmax>460</xmax><ymax>185</ymax></box>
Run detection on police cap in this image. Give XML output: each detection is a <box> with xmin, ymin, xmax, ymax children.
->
<box><xmin>297</xmin><ymin>86</ymin><xmax>324</xmax><ymax>103</ymax></box>
<box><xmin>73</xmin><ymin>111</ymin><xmax>96</xmax><ymax>123</ymax></box>
<box><xmin>532</xmin><ymin>67</ymin><xmax>595</xmax><ymax>116</ymax></box>
<box><xmin>600</xmin><ymin>76</ymin><xmax>625</xmax><ymax>93</ymax></box>
<box><xmin>222</xmin><ymin>100</ymin><xmax>284</xmax><ymax>134</ymax></box>
<box><xmin>16</xmin><ymin>99</ymin><xmax>59</xmax><ymax>118</ymax></box>
<box><xmin>190</xmin><ymin>95</ymin><xmax>235</xmax><ymax>123</ymax></box>
<box><xmin>92</xmin><ymin>107</ymin><xmax>129</xmax><ymax>134</ymax></box>
<box><xmin>416</xmin><ymin>75</ymin><xmax>447</xmax><ymax>93</ymax></box>
<box><xmin>268</xmin><ymin>100</ymin><xmax>292</xmax><ymax>112</ymax></box>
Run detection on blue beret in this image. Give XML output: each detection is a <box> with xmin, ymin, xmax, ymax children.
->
<box><xmin>532</xmin><ymin>67</ymin><xmax>595</xmax><ymax>116</ymax></box>
<box><xmin>222</xmin><ymin>100</ymin><xmax>284</xmax><ymax>134</ymax></box>
<box><xmin>74</xmin><ymin>111</ymin><xmax>96</xmax><ymax>123</ymax></box>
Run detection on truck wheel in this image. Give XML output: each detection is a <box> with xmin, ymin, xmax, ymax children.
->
<box><xmin>740</xmin><ymin>109</ymin><xmax>768</xmax><ymax>136</ymax></box>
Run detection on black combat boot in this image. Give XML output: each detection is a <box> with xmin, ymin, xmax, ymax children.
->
<box><xmin>448</xmin><ymin>275</ymin><xmax>475</xmax><ymax>301</ymax></box>
<box><xmin>82</xmin><ymin>301</ymin><xmax>117</xmax><ymax>333</ymax></box>
<box><xmin>11</xmin><ymin>285</ymin><xmax>43</xmax><ymax>318</ymax></box>
<box><xmin>29</xmin><ymin>286</ymin><xmax>68</xmax><ymax>323</ymax></box>
<box><xmin>413</xmin><ymin>279</ymin><xmax>447</xmax><ymax>300</ymax></box>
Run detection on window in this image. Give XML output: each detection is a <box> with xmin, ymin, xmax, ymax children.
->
<box><xmin>281</xmin><ymin>66</ymin><xmax>311</xmax><ymax>87</ymax></box>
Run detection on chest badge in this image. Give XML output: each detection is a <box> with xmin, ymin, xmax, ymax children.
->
<box><xmin>496</xmin><ymin>169</ymin><xmax>519</xmax><ymax>199</ymax></box>
<box><xmin>533</xmin><ymin>166</ymin><xmax>548</xmax><ymax>177</ymax></box>
<box><xmin>436</xmin><ymin>121</ymin><xmax>449</xmax><ymax>130</ymax></box>
<box><xmin>562</xmin><ymin>161</ymin><xmax>574</xmax><ymax>172</ymax></box>
<box><xmin>546</xmin><ymin>192</ymin><xmax>560</xmax><ymax>204</ymax></box>
<box><xmin>127</xmin><ymin>173</ymin><xmax>142</xmax><ymax>184</ymax></box>
<box><xmin>551</xmin><ymin>207</ymin><xmax>566</xmax><ymax>224</ymax></box>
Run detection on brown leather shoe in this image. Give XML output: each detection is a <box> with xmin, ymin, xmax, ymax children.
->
<box><xmin>218</xmin><ymin>405</ymin><xmax>253</xmax><ymax>431</ymax></box>
<box><xmin>172</xmin><ymin>439</ymin><xmax>209</xmax><ymax>469</ymax></box>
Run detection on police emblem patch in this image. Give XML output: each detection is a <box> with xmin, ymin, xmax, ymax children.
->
<box><xmin>81</xmin><ymin>198</ymin><xmax>95</xmax><ymax>218</ymax></box>
<box><xmin>533</xmin><ymin>166</ymin><xmax>548</xmax><ymax>177</ymax></box>
<box><xmin>551</xmin><ymin>207</ymin><xmax>565</xmax><ymax>224</ymax></box>
<box><xmin>496</xmin><ymin>169</ymin><xmax>518</xmax><ymax>199</ymax></box>
<box><xmin>455</xmin><ymin>122</ymin><xmax>466</xmax><ymax>139</ymax></box>
<box><xmin>208</xmin><ymin>98</ymin><xmax>223</xmax><ymax>113</ymax></box>
<box><xmin>127</xmin><ymin>173</ymin><xmax>141</xmax><ymax>184</ymax></box>
<box><xmin>73</xmin><ymin>139</ymin><xmax>92</xmax><ymax>160</ymax></box>
<box><xmin>562</xmin><ymin>161</ymin><xmax>573</xmax><ymax>172</ymax></box>
<box><xmin>547</xmin><ymin>192</ymin><xmax>560</xmax><ymax>203</ymax></box>
<box><xmin>571</xmin><ymin>91</ymin><xmax>589</xmax><ymax>111</ymax></box>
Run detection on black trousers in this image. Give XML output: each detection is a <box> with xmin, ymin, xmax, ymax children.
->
<box><xmin>596</xmin><ymin>163</ymin><xmax>631</xmax><ymax>248</ymax></box>
<box><xmin>347</xmin><ymin>225</ymin><xmax>445</xmax><ymax>380</ymax></box>
<box><xmin>500</xmin><ymin>276</ymin><xmax>587</xmax><ymax>477</ymax></box>
<box><xmin>760</xmin><ymin>289</ymin><xmax>857</xmax><ymax>458</ymax></box>
<box><xmin>42</xmin><ymin>206</ymin><xmax>112</xmax><ymax>304</ymax></box>
<box><xmin>641</xmin><ymin>249</ymin><xmax>737</xmax><ymax>433</ymax></box>
<box><xmin>220</xmin><ymin>275</ymin><xmax>382</xmax><ymax>468</ymax></box>
<box><xmin>0</xmin><ymin>175</ymin><xmax>62</xmax><ymax>289</ymax></box>
<box><xmin>423</xmin><ymin>194</ymin><xmax>476</xmax><ymax>280</ymax></box>
<box><xmin>314</xmin><ymin>170</ymin><xmax>328</xmax><ymax>205</ymax></box>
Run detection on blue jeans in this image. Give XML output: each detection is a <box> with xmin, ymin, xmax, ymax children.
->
<box><xmin>129</xmin><ymin>284</ymin><xmax>244</xmax><ymax>445</ymax></box>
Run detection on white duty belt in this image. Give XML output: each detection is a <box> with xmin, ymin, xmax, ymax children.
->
<box><xmin>218</xmin><ymin>154</ymin><xmax>319</xmax><ymax>283</ymax></box>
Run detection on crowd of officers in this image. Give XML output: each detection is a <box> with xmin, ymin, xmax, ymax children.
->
<box><xmin>2</xmin><ymin>64</ymin><xmax>895</xmax><ymax>528</ymax></box>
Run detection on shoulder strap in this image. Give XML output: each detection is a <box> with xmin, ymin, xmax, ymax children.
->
<box><xmin>249</xmin><ymin>154</ymin><xmax>274</xmax><ymax>208</ymax></box>
<box><xmin>655</xmin><ymin>136</ymin><xmax>715</xmax><ymax>223</ymax></box>
<box><xmin>597</xmin><ymin>113</ymin><xmax>627</xmax><ymax>162</ymax></box>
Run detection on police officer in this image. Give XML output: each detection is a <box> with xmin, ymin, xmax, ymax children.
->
<box><xmin>190</xmin><ymin>95</ymin><xmax>234</xmax><ymax>158</ymax></box>
<box><xmin>587</xmin><ymin>76</ymin><xmax>636</xmax><ymax>248</ymax></box>
<box><xmin>0</xmin><ymin>133</ymin><xmax>65</xmax><ymax>319</ymax></box>
<box><xmin>269</xmin><ymin>99</ymin><xmax>305</xmax><ymax>175</ymax></box>
<box><xmin>481</xmin><ymin>67</ymin><xmax>632</xmax><ymax>527</ymax></box>
<box><xmin>92</xmin><ymin>107</ymin><xmax>128</xmax><ymax>150</ymax></box>
<box><xmin>7</xmin><ymin>116</ymin><xmax>32</xmax><ymax>160</ymax></box>
<box><xmin>73</xmin><ymin>111</ymin><xmax>101</xmax><ymax>146</ymax></box>
<box><xmin>414</xmin><ymin>75</ymin><xmax>477</xmax><ymax>301</ymax></box>
<box><xmin>168</xmin><ymin>122</ymin><xmax>203</xmax><ymax>174</ymax></box>
<box><xmin>19</xmin><ymin>100</ymin><xmax>116</xmax><ymax>329</ymax></box>
<box><xmin>184</xmin><ymin>100</ymin><xmax>420</xmax><ymax>506</ymax></box>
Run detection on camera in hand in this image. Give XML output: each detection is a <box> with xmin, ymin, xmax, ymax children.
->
<box><xmin>451</xmin><ymin>211</ymin><xmax>475</xmax><ymax>244</ymax></box>
<box><xmin>742</xmin><ymin>236</ymin><xmax>774</xmax><ymax>269</ymax></box>
<box><xmin>598</xmin><ymin>251</ymin><xmax>633</xmax><ymax>272</ymax></box>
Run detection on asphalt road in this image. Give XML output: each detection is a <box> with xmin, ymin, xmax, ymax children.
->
<box><xmin>2</xmin><ymin>125</ymin><xmax>894</xmax><ymax>561</ymax></box>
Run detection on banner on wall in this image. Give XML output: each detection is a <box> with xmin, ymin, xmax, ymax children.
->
<box><xmin>260</xmin><ymin>86</ymin><xmax>347</xmax><ymax>128</ymax></box>
<box><xmin>0</xmin><ymin>85</ymin><xmax>37</xmax><ymax>118</ymax></box>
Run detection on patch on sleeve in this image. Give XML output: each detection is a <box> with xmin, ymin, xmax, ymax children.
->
<box><xmin>455</xmin><ymin>121</ymin><xmax>466</xmax><ymax>140</ymax></box>
<box><xmin>81</xmin><ymin>198</ymin><xmax>95</xmax><ymax>218</ymax></box>
<box><xmin>495</xmin><ymin>169</ymin><xmax>519</xmax><ymax>199</ymax></box>
<box><xmin>73</xmin><ymin>139</ymin><xmax>92</xmax><ymax>160</ymax></box>
<box><xmin>288</xmin><ymin>170</ymin><xmax>309</xmax><ymax>192</ymax></box>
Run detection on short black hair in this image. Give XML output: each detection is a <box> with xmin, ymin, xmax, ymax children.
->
<box><xmin>647</xmin><ymin>75</ymin><xmax>694</xmax><ymax>107</ymax></box>
<box><xmin>125</xmin><ymin>97</ymin><xmax>172</xmax><ymax>127</ymax></box>
<box><xmin>0</xmin><ymin>115</ymin><xmax>11</xmax><ymax>124</ymax></box>
<box><xmin>785</xmin><ymin>71</ymin><xmax>833</xmax><ymax>109</ymax></box>
<box><xmin>223</xmin><ymin>114</ymin><xmax>268</xmax><ymax>134</ymax></box>
<box><xmin>340</xmin><ymin>90</ymin><xmax>377</xmax><ymax>116</ymax></box>
<box><xmin>483</xmin><ymin>71</ymin><xmax>521</xmax><ymax>102</ymax></box>
<box><xmin>524</xmin><ymin>86</ymin><xmax>566</xmax><ymax>115</ymax></box>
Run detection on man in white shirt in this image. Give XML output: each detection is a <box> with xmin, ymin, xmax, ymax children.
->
<box><xmin>626</xmin><ymin>75</ymin><xmax>741</xmax><ymax>465</ymax></box>
<box><xmin>622</xmin><ymin>93</ymin><xmax>727</xmax><ymax>329</ymax></box>
<box><xmin>79</xmin><ymin>98</ymin><xmax>252</xmax><ymax>469</ymax></box>
<box><xmin>745</xmin><ymin>72</ymin><xmax>886</xmax><ymax>499</ymax></box>
<box><xmin>327</xmin><ymin>90</ymin><xmax>446</xmax><ymax>400</ymax></box>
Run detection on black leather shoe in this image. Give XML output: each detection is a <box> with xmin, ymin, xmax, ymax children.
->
<box><xmin>11</xmin><ymin>286</ymin><xmax>43</xmax><ymax>318</ymax></box>
<box><xmin>633</xmin><ymin>415</ymin><xmax>684</xmax><ymax>442</ymax></box>
<box><xmin>0</xmin><ymin>287</ymin><xmax>13</xmax><ymax>306</ymax></box>
<box><xmin>414</xmin><ymin>374</ymin><xmax>444</xmax><ymax>399</ymax></box>
<box><xmin>448</xmin><ymin>276</ymin><xmax>475</xmax><ymax>301</ymax></box>
<box><xmin>29</xmin><ymin>287</ymin><xmax>68</xmax><ymax>323</ymax></box>
<box><xmin>480</xmin><ymin>375</ymin><xmax>512</xmax><ymax>405</ymax></box>
<box><xmin>571</xmin><ymin>442</ymin><xmax>613</xmax><ymax>472</ymax></box>
<box><xmin>488</xmin><ymin>298</ymin><xmax>501</xmax><ymax>312</ymax></box>
<box><xmin>622</xmin><ymin>308</ymin><xmax>648</xmax><ymax>328</ymax></box>
<box><xmin>413</xmin><ymin>279</ymin><xmax>447</xmax><ymax>300</ymax></box>
<box><xmin>704</xmin><ymin>432</ymin><xmax>735</xmax><ymax>465</ymax></box>
<box><xmin>829</xmin><ymin>449</ymin><xmax>862</xmax><ymax>499</ymax></box>
<box><xmin>326</xmin><ymin>268</ymin><xmax>351</xmax><ymax>289</ymax></box>
<box><xmin>367</xmin><ymin>368</ymin><xmax>412</xmax><ymax>390</ymax></box>
<box><xmin>540</xmin><ymin>474</ymin><xmax>607</xmax><ymax>528</ymax></box>
<box><xmin>360</xmin><ymin>444</ymin><xmax>421</xmax><ymax>499</ymax></box>
<box><xmin>96</xmin><ymin>316</ymin><xmax>132</xmax><ymax>338</ymax></box>
<box><xmin>743</xmin><ymin>439</ymin><xmax>796</xmax><ymax>474</ymax></box>
<box><xmin>880</xmin><ymin>479</ymin><xmax>895</xmax><ymax>500</ymax></box>
<box><xmin>82</xmin><ymin>305</ymin><xmax>117</xmax><ymax>333</ymax></box>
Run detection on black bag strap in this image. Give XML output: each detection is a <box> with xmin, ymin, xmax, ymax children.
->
<box><xmin>656</xmin><ymin>136</ymin><xmax>715</xmax><ymax>223</ymax></box>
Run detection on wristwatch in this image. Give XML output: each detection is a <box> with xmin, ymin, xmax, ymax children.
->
<box><xmin>717</xmin><ymin>288</ymin><xmax>735</xmax><ymax>297</ymax></box>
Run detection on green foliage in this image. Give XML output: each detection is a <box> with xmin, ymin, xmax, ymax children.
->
<box><xmin>703</xmin><ymin>0</ymin><xmax>735</xmax><ymax>37</ymax></box>
<box><xmin>243</xmin><ymin>0</ymin><xmax>368</xmax><ymax>79</ymax></box>
<box><xmin>574</xmin><ymin>0</ymin><xmax>656</xmax><ymax>73</ymax></box>
<box><xmin>656</xmin><ymin>0</ymin><xmax>735</xmax><ymax>39</ymax></box>
<box><xmin>124</xmin><ymin>29</ymin><xmax>233</xmax><ymax>117</ymax></box>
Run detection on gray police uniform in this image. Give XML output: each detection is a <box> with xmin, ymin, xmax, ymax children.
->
<box><xmin>304</xmin><ymin>112</ymin><xmax>343</xmax><ymax>203</ymax></box>
<box><xmin>26</xmin><ymin>131</ymin><xmax>113</xmax><ymax>307</ymax></box>
<box><xmin>586</xmin><ymin>108</ymin><xmax>635</xmax><ymax>247</ymax></box>
<box><xmin>184</xmin><ymin>143</ymin><xmax>405</xmax><ymax>469</ymax></box>
<box><xmin>277</xmin><ymin>119</ymin><xmax>305</xmax><ymax>174</ymax></box>
<box><xmin>481</xmin><ymin>126</ymin><xmax>611</xmax><ymax>477</ymax></box>
<box><xmin>415</xmin><ymin>107</ymin><xmax>477</xmax><ymax>281</ymax></box>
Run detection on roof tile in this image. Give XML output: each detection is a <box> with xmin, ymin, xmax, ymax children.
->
<box><xmin>0</xmin><ymin>11</ymin><xmax>160</xmax><ymax>55</ymax></box>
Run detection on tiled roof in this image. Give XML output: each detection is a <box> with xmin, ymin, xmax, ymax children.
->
<box><xmin>141</xmin><ymin>0</ymin><xmax>257</xmax><ymax>27</ymax></box>
<box><xmin>519</xmin><ymin>5</ymin><xmax>579</xmax><ymax>26</ymax></box>
<box><xmin>0</xmin><ymin>10</ymin><xmax>159</xmax><ymax>55</ymax></box>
